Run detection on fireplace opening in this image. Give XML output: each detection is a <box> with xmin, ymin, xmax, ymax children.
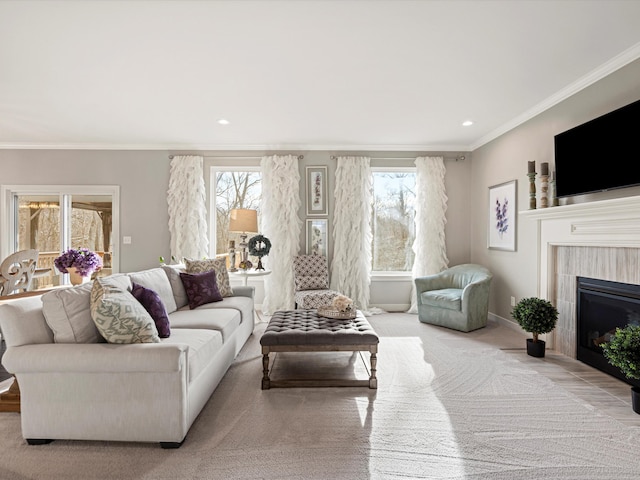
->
<box><xmin>577</xmin><ymin>276</ymin><xmax>640</xmax><ymax>388</ymax></box>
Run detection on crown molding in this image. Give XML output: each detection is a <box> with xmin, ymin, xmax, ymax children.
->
<box><xmin>470</xmin><ymin>41</ymin><xmax>640</xmax><ymax>151</ymax></box>
<box><xmin>0</xmin><ymin>142</ymin><xmax>471</xmax><ymax>152</ymax></box>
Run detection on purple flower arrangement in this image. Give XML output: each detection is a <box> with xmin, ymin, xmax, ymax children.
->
<box><xmin>54</xmin><ymin>248</ymin><xmax>103</xmax><ymax>277</ymax></box>
<box><xmin>495</xmin><ymin>197</ymin><xmax>509</xmax><ymax>237</ymax></box>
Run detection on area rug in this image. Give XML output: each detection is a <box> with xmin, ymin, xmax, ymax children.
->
<box><xmin>0</xmin><ymin>313</ymin><xmax>639</xmax><ymax>479</ymax></box>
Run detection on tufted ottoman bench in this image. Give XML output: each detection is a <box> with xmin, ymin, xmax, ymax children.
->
<box><xmin>260</xmin><ymin>310</ymin><xmax>379</xmax><ymax>389</ymax></box>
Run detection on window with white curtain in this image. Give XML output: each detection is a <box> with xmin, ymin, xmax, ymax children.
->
<box><xmin>210</xmin><ymin>167</ymin><xmax>262</xmax><ymax>257</ymax></box>
<box><xmin>371</xmin><ymin>168</ymin><xmax>416</xmax><ymax>272</ymax></box>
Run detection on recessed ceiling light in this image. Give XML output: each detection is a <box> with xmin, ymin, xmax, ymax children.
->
<box><xmin>462</xmin><ymin>120</ymin><xmax>473</xmax><ymax>127</ymax></box>
<box><xmin>217</xmin><ymin>118</ymin><xmax>230</xmax><ymax>125</ymax></box>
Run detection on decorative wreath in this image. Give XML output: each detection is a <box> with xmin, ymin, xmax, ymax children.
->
<box><xmin>248</xmin><ymin>235</ymin><xmax>271</xmax><ymax>258</ymax></box>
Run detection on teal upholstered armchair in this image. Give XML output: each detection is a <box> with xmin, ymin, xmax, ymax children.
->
<box><xmin>414</xmin><ymin>264</ymin><xmax>493</xmax><ymax>332</ymax></box>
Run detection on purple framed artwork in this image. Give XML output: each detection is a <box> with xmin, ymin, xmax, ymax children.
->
<box><xmin>488</xmin><ymin>180</ymin><xmax>516</xmax><ymax>251</ymax></box>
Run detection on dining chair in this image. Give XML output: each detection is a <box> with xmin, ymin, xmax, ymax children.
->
<box><xmin>0</xmin><ymin>249</ymin><xmax>39</xmax><ymax>296</ymax></box>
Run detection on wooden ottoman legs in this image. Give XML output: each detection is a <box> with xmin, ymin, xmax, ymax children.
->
<box><xmin>262</xmin><ymin>351</ymin><xmax>271</xmax><ymax>390</ymax></box>
<box><xmin>369</xmin><ymin>347</ymin><xmax>378</xmax><ymax>389</ymax></box>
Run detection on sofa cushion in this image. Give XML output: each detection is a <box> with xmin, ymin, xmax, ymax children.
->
<box><xmin>161</xmin><ymin>264</ymin><xmax>189</xmax><ymax>310</ymax></box>
<box><xmin>0</xmin><ymin>296</ymin><xmax>54</xmax><ymax>347</ymax></box>
<box><xmin>160</xmin><ymin>328</ymin><xmax>223</xmax><ymax>383</ymax></box>
<box><xmin>41</xmin><ymin>274</ymin><xmax>131</xmax><ymax>344</ymax></box>
<box><xmin>131</xmin><ymin>282</ymin><xmax>171</xmax><ymax>338</ymax></box>
<box><xmin>169</xmin><ymin>306</ymin><xmax>241</xmax><ymax>341</ymax></box>
<box><xmin>128</xmin><ymin>268</ymin><xmax>178</xmax><ymax>314</ymax></box>
<box><xmin>420</xmin><ymin>288</ymin><xmax>462</xmax><ymax>311</ymax></box>
<box><xmin>90</xmin><ymin>278</ymin><xmax>160</xmax><ymax>344</ymax></box>
<box><xmin>185</xmin><ymin>258</ymin><xmax>232</xmax><ymax>297</ymax></box>
<box><xmin>179</xmin><ymin>270</ymin><xmax>223</xmax><ymax>309</ymax></box>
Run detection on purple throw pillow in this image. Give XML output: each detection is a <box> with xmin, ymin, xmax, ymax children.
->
<box><xmin>131</xmin><ymin>282</ymin><xmax>171</xmax><ymax>338</ymax></box>
<box><xmin>179</xmin><ymin>270</ymin><xmax>223</xmax><ymax>310</ymax></box>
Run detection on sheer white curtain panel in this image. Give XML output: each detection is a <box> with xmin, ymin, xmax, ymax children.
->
<box><xmin>260</xmin><ymin>154</ymin><xmax>302</xmax><ymax>314</ymax></box>
<box><xmin>167</xmin><ymin>155</ymin><xmax>209</xmax><ymax>262</ymax></box>
<box><xmin>330</xmin><ymin>156</ymin><xmax>372</xmax><ymax>313</ymax></box>
<box><xmin>407</xmin><ymin>156</ymin><xmax>449</xmax><ymax>313</ymax></box>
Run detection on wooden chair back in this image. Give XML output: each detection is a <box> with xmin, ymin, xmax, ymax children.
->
<box><xmin>0</xmin><ymin>249</ymin><xmax>39</xmax><ymax>296</ymax></box>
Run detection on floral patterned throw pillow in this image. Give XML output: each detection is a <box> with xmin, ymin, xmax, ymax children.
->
<box><xmin>179</xmin><ymin>270</ymin><xmax>224</xmax><ymax>309</ymax></box>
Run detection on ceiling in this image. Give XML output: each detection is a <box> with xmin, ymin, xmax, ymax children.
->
<box><xmin>1</xmin><ymin>0</ymin><xmax>640</xmax><ymax>152</ymax></box>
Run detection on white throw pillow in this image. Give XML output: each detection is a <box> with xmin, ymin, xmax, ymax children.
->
<box><xmin>42</xmin><ymin>282</ymin><xmax>98</xmax><ymax>343</ymax></box>
<box><xmin>161</xmin><ymin>264</ymin><xmax>189</xmax><ymax>309</ymax></box>
<box><xmin>128</xmin><ymin>267</ymin><xmax>178</xmax><ymax>314</ymax></box>
<box><xmin>41</xmin><ymin>274</ymin><xmax>132</xmax><ymax>343</ymax></box>
<box><xmin>90</xmin><ymin>278</ymin><xmax>160</xmax><ymax>344</ymax></box>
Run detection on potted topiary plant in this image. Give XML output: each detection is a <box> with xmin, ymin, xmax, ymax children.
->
<box><xmin>511</xmin><ymin>297</ymin><xmax>559</xmax><ymax>358</ymax></box>
<box><xmin>600</xmin><ymin>324</ymin><xmax>640</xmax><ymax>414</ymax></box>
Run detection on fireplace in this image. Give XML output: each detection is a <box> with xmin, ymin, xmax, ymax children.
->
<box><xmin>520</xmin><ymin>194</ymin><xmax>640</xmax><ymax>372</ymax></box>
<box><xmin>576</xmin><ymin>276</ymin><xmax>640</xmax><ymax>388</ymax></box>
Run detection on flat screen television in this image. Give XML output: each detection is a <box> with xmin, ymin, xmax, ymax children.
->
<box><xmin>554</xmin><ymin>98</ymin><xmax>640</xmax><ymax>198</ymax></box>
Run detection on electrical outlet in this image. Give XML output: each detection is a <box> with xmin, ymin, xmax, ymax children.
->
<box><xmin>510</xmin><ymin>296</ymin><xmax>516</xmax><ymax>307</ymax></box>
<box><xmin>123</xmin><ymin>236</ymin><xmax>132</xmax><ymax>244</ymax></box>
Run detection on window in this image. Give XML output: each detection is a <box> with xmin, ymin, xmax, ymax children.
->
<box><xmin>210</xmin><ymin>168</ymin><xmax>262</xmax><ymax>257</ymax></box>
<box><xmin>1</xmin><ymin>185</ymin><xmax>119</xmax><ymax>288</ymax></box>
<box><xmin>371</xmin><ymin>169</ymin><xmax>416</xmax><ymax>272</ymax></box>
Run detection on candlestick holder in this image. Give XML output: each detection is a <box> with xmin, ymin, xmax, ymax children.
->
<box><xmin>228</xmin><ymin>240</ymin><xmax>237</xmax><ymax>272</ymax></box>
<box><xmin>550</xmin><ymin>178</ymin><xmax>559</xmax><ymax>207</ymax></box>
<box><xmin>527</xmin><ymin>172</ymin><xmax>537</xmax><ymax>209</ymax></box>
<box><xmin>540</xmin><ymin>174</ymin><xmax>549</xmax><ymax>208</ymax></box>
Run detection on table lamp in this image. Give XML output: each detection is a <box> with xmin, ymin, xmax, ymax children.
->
<box><xmin>229</xmin><ymin>209</ymin><xmax>258</xmax><ymax>269</ymax></box>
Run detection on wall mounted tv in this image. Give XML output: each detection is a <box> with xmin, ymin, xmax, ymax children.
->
<box><xmin>554</xmin><ymin>98</ymin><xmax>640</xmax><ymax>198</ymax></box>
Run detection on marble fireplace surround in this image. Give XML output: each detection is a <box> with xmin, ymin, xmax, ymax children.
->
<box><xmin>520</xmin><ymin>195</ymin><xmax>640</xmax><ymax>357</ymax></box>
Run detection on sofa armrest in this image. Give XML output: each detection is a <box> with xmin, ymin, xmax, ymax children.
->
<box><xmin>460</xmin><ymin>277</ymin><xmax>492</xmax><ymax>312</ymax></box>
<box><xmin>2</xmin><ymin>343</ymin><xmax>187</xmax><ymax>375</ymax></box>
<box><xmin>231</xmin><ymin>285</ymin><xmax>255</xmax><ymax>299</ymax></box>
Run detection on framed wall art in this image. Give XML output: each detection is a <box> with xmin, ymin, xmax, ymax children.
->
<box><xmin>306</xmin><ymin>218</ymin><xmax>328</xmax><ymax>257</ymax></box>
<box><xmin>488</xmin><ymin>180</ymin><xmax>517</xmax><ymax>251</ymax></box>
<box><xmin>306</xmin><ymin>166</ymin><xmax>328</xmax><ymax>216</ymax></box>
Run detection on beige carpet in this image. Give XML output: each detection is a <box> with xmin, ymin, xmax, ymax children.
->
<box><xmin>1</xmin><ymin>313</ymin><xmax>640</xmax><ymax>479</ymax></box>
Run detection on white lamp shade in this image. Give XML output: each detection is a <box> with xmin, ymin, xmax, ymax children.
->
<box><xmin>229</xmin><ymin>209</ymin><xmax>258</xmax><ymax>234</ymax></box>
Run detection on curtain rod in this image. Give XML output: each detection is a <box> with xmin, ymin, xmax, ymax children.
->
<box><xmin>330</xmin><ymin>155</ymin><xmax>466</xmax><ymax>161</ymax></box>
<box><xmin>169</xmin><ymin>154</ymin><xmax>304</xmax><ymax>160</ymax></box>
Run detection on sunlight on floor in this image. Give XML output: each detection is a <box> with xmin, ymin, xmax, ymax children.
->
<box><xmin>363</xmin><ymin>337</ymin><xmax>466</xmax><ymax>478</ymax></box>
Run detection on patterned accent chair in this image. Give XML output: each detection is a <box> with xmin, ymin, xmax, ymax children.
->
<box><xmin>293</xmin><ymin>255</ymin><xmax>342</xmax><ymax>309</ymax></box>
<box><xmin>414</xmin><ymin>263</ymin><xmax>493</xmax><ymax>332</ymax></box>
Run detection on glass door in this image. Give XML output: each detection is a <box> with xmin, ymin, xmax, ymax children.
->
<box><xmin>1</xmin><ymin>185</ymin><xmax>119</xmax><ymax>290</ymax></box>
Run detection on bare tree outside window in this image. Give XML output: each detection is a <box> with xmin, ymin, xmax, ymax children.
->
<box><xmin>372</xmin><ymin>172</ymin><xmax>416</xmax><ymax>271</ymax></box>
<box><xmin>214</xmin><ymin>171</ymin><xmax>262</xmax><ymax>256</ymax></box>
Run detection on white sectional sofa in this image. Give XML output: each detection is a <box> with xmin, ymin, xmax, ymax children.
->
<box><xmin>0</xmin><ymin>264</ymin><xmax>255</xmax><ymax>448</ymax></box>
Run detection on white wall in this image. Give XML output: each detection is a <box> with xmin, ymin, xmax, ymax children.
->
<box><xmin>471</xmin><ymin>57</ymin><xmax>640</xmax><ymax>324</ymax></box>
<box><xmin>0</xmin><ymin>149</ymin><xmax>172</xmax><ymax>272</ymax></box>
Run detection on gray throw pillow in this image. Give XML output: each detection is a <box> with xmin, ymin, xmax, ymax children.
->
<box><xmin>90</xmin><ymin>278</ymin><xmax>160</xmax><ymax>344</ymax></box>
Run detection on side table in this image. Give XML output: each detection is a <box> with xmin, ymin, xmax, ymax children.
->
<box><xmin>229</xmin><ymin>269</ymin><xmax>271</xmax><ymax>286</ymax></box>
<box><xmin>229</xmin><ymin>269</ymin><xmax>271</xmax><ymax>323</ymax></box>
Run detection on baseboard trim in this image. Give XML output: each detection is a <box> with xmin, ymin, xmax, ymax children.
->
<box><xmin>369</xmin><ymin>303</ymin><xmax>411</xmax><ymax>313</ymax></box>
<box><xmin>489</xmin><ymin>313</ymin><xmax>526</xmax><ymax>335</ymax></box>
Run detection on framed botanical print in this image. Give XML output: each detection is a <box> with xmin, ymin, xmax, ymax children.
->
<box><xmin>488</xmin><ymin>180</ymin><xmax>517</xmax><ymax>251</ymax></box>
<box><xmin>306</xmin><ymin>166</ymin><xmax>328</xmax><ymax>216</ymax></box>
<box><xmin>306</xmin><ymin>218</ymin><xmax>328</xmax><ymax>257</ymax></box>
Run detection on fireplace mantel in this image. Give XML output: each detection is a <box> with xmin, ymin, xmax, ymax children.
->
<box><xmin>520</xmin><ymin>194</ymin><xmax>640</xmax><ymax>352</ymax></box>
